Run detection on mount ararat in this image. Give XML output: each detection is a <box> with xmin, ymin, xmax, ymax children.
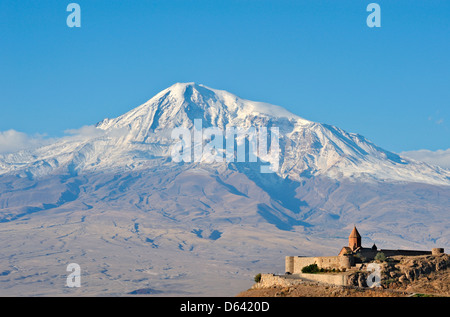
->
<box><xmin>0</xmin><ymin>83</ymin><xmax>448</xmax><ymax>296</ymax></box>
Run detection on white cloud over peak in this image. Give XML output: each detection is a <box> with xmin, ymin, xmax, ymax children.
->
<box><xmin>400</xmin><ymin>148</ymin><xmax>450</xmax><ymax>170</ymax></box>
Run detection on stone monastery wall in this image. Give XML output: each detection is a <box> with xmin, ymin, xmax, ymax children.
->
<box><xmin>286</xmin><ymin>255</ymin><xmax>354</xmax><ymax>273</ymax></box>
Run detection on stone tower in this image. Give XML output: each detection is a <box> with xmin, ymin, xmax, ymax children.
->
<box><xmin>349</xmin><ymin>226</ymin><xmax>361</xmax><ymax>251</ymax></box>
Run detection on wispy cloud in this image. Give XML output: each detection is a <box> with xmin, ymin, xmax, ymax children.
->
<box><xmin>428</xmin><ymin>110</ymin><xmax>446</xmax><ymax>126</ymax></box>
<box><xmin>0</xmin><ymin>130</ymin><xmax>52</xmax><ymax>154</ymax></box>
<box><xmin>400</xmin><ymin>148</ymin><xmax>450</xmax><ymax>170</ymax></box>
<box><xmin>0</xmin><ymin>125</ymin><xmax>130</xmax><ymax>155</ymax></box>
<box><xmin>65</xmin><ymin>125</ymin><xmax>128</xmax><ymax>139</ymax></box>
<box><xmin>64</xmin><ymin>125</ymin><xmax>107</xmax><ymax>138</ymax></box>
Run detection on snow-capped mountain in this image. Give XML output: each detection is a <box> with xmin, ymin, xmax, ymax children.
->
<box><xmin>1</xmin><ymin>82</ymin><xmax>449</xmax><ymax>185</ymax></box>
<box><xmin>0</xmin><ymin>83</ymin><xmax>448</xmax><ymax>296</ymax></box>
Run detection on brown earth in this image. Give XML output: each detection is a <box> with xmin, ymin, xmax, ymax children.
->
<box><xmin>237</xmin><ymin>282</ymin><xmax>411</xmax><ymax>297</ymax></box>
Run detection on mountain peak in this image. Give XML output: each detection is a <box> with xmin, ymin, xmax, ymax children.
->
<box><xmin>97</xmin><ymin>82</ymin><xmax>310</xmax><ymax>133</ymax></box>
<box><xmin>166</xmin><ymin>82</ymin><xmax>308</xmax><ymax>121</ymax></box>
<box><xmin>1</xmin><ymin>83</ymin><xmax>449</xmax><ymax>186</ymax></box>
<box><xmin>160</xmin><ymin>82</ymin><xmax>199</xmax><ymax>98</ymax></box>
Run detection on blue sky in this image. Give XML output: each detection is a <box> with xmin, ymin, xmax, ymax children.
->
<box><xmin>0</xmin><ymin>0</ymin><xmax>449</xmax><ymax>154</ymax></box>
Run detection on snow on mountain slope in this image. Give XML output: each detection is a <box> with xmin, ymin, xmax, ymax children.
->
<box><xmin>0</xmin><ymin>83</ymin><xmax>449</xmax><ymax>296</ymax></box>
<box><xmin>0</xmin><ymin>82</ymin><xmax>449</xmax><ymax>186</ymax></box>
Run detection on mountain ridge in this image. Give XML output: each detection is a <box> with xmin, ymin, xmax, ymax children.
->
<box><xmin>1</xmin><ymin>82</ymin><xmax>449</xmax><ymax>186</ymax></box>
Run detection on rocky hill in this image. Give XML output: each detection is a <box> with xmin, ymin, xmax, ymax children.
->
<box><xmin>238</xmin><ymin>254</ymin><xmax>450</xmax><ymax>297</ymax></box>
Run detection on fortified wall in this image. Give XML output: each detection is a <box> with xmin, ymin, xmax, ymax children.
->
<box><xmin>285</xmin><ymin>227</ymin><xmax>444</xmax><ymax>274</ymax></box>
<box><xmin>286</xmin><ymin>254</ymin><xmax>354</xmax><ymax>273</ymax></box>
<box><xmin>258</xmin><ymin>273</ymin><xmax>348</xmax><ymax>288</ymax></box>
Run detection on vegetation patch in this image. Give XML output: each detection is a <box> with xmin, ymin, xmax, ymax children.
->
<box><xmin>301</xmin><ymin>264</ymin><xmax>320</xmax><ymax>274</ymax></box>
